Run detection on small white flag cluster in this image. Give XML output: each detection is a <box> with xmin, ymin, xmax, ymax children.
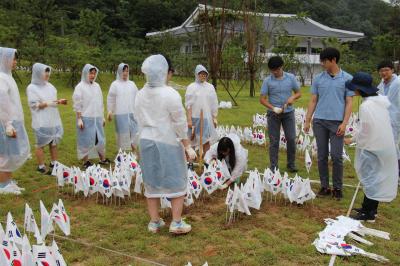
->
<box><xmin>162</xmin><ymin>160</ymin><xmax>232</xmax><ymax>209</ymax></box>
<box><xmin>216</xmin><ymin>125</ymin><xmax>266</xmax><ymax>146</ymax></box>
<box><xmin>218</xmin><ymin>101</ymin><xmax>232</xmax><ymax>109</ymax></box>
<box><xmin>51</xmin><ymin>149</ymin><xmax>141</xmax><ymax>200</ymax></box>
<box><xmin>186</xmin><ymin>262</ymin><xmax>208</xmax><ymax>266</ymax></box>
<box><xmin>40</xmin><ymin>200</ymin><xmax>71</xmax><ymax>239</ymax></box>
<box><xmin>0</xmin><ymin>204</ymin><xmax>68</xmax><ymax>266</ymax></box>
<box><xmin>225</xmin><ymin>168</ymin><xmax>316</xmax><ymax>216</ymax></box>
<box><xmin>313</xmin><ymin>216</ymin><xmax>390</xmax><ymax>262</ymax></box>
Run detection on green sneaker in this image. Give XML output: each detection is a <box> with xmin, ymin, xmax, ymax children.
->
<box><xmin>148</xmin><ymin>218</ymin><xmax>165</xmax><ymax>233</ymax></box>
<box><xmin>169</xmin><ymin>219</ymin><xmax>192</xmax><ymax>235</ymax></box>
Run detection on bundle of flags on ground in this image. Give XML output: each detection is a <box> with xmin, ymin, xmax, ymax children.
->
<box><xmin>313</xmin><ymin>215</ymin><xmax>390</xmax><ymax>262</ymax></box>
<box><xmin>0</xmin><ymin>200</ymin><xmax>69</xmax><ymax>265</ymax></box>
<box><xmin>225</xmin><ymin>168</ymin><xmax>316</xmax><ymax>219</ymax></box>
<box><xmin>218</xmin><ymin>101</ymin><xmax>232</xmax><ymax>109</ymax></box>
<box><xmin>51</xmin><ymin>149</ymin><xmax>141</xmax><ymax>203</ymax></box>
<box><xmin>186</xmin><ymin>262</ymin><xmax>208</xmax><ymax>266</ymax></box>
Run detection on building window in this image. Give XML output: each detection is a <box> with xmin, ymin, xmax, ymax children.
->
<box><xmin>259</xmin><ymin>44</ymin><xmax>266</xmax><ymax>54</ymax></box>
<box><xmin>295</xmin><ymin>47</ymin><xmax>307</xmax><ymax>54</ymax></box>
<box><xmin>185</xmin><ymin>45</ymin><xmax>192</xmax><ymax>54</ymax></box>
<box><xmin>311</xmin><ymin>47</ymin><xmax>322</xmax><ymax>54</ymax></box>
<box><xmin>192</xmin><ymin>45</ymin><xmax>200</xmax><ymax>53</ymax></box>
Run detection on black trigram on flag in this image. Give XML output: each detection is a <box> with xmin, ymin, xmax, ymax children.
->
<box><xmin>37</xmin><ymin>252</ymin><xmax>46</xmax><ymax>258</ymax></box>
<box><xmin>3</xmin><ymin>240</ymin><xmax>8</xmax><ymax>246</ymax></box>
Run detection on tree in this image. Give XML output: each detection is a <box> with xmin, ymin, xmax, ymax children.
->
<box><xmin>241</xmin><ymin>0</ymin><xmax>270</xmax><ymax>97</ymax></box>
<box><xmin>197</xmin><ymin>0</ymin><xmax>230</xmax><ymax>89</ymax></box>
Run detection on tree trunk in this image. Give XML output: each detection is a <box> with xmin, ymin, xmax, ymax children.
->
<box><xmin>249</xmin><ymin>70</ymin><xmax>256</xmax><ymax>97</ymax></box>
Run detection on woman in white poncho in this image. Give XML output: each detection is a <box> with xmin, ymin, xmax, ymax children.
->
<box><xmin>204</xmin><ymin>133</ymin><xmax>248</xmax><ymax>188</ymax></box>
<box><xmin>107</xmin><ymin>63</ymin><xmax>138</xmax><ymax>151</ymax></box>
<box><xmin>185</xmin><ymin>65</ymin><xmax>218</xmax><ymax>155</ymax></box>
<box><xmin>344</xmin><ymin>72</ymin><xmax>398</xmax><ymax>222</ymax></box>
<box><xmin>135</xmin><ymin>54</ymin><xmax>196</xmax><ymax>235</ymax></box>
<box><xmin>0</xmin><ymin>47</ymin><xmax>30</xmax><ymax>194</ymax></box>
<box><xmin>73</xmin><ymin>64</ymin><xmax>110</xmax><ymax>168</ymax></box>
<box><xmin>27</xmin><ymin>63</ymin><xmax>67</xmax><ymax>174</ymax></box>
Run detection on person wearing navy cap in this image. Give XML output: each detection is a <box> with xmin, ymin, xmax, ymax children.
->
<box><xmin>344</xmin><ymin>72</ymin><xmax>398</xmax><ymax>222</ymax></box>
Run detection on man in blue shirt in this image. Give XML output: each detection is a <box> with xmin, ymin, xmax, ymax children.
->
<box><xmin>377</xmin><ymin>60</ymin><xmax>400</xmax><ymax>177</ymax></box>
<box><xmin>304</xmin><ymin>47</ymin><xmax>354</xmax><ymax>200</ymax></box>
<box><xmin>260</xmin><ymin>56</ymin><xmax>301</xmax><ymax>172</ymax></box>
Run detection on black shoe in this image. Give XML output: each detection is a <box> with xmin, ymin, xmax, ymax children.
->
<box><xmin>37</xmin><ymin>167</ymin><xmax>46</xmax><ymax>174</ymax></box>
<box><xmin>352</xmin><ymin>207</ymin><xmax>363</xmax><ymax>213</ymax></box>
<box><xmin>99</xmin><ymin>158</ymin><xmax>111</xmax><ymax>165</ymax></box>
<box><xmin>83</xmin><ymin>161</ymin><xmax>93</xmax><ymax>169</ymax></box>
<box><xmin>317</xmin><ymin>187</ymin><xmax>331</xmax><ymax>197</ymax></box>
<box><xmin>45</xmin><ymin>163</ymin><xmax>55</xmax><ymax>175</ymax></box>
<box><xmin>352</xmin><ymin>207</ymin><xmax>377</xmax><ymax>217</ymax></box>
<box><xmin>287</xmin><ymin>166</ymin><xmax>298</xmax><ymax>173</ymax></box>
<box><xmin>350</xmin><ymin>211</ymin><xmax>376</xmax><ymax>223</ymax></box>
<box><xmin>332</xmin><ymin>188</ymin><xmax>343</xmax><ymax>201</ymax></box>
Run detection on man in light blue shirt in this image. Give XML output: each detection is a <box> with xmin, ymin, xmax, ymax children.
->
<box><xmin>305</xmin><ymin>47</ymin><xmax>354</xmax><ymax>200</ymax></box>
<box><xmin>260</xmin><ymin>56</ymin><xmax>301</xmax><ymax>172</ymax></box>
<box><xmin>377</xmin><ymin>60</ymin><xmax>400</xmax><ymax>177</ymax></box>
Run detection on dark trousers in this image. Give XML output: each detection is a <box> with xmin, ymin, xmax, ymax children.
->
<box><xmin>267</xmin><ymin>110</ymin><xmax>296</xmax><ymax>170</ymax></box>
<box><xmin>313</xmin><ymin>119</ymin><xmax>344</xmax><ymax>190</ymax></box>
<box><xmin>362</xmin><ymin>194</ymin><xmax>379</xmax><ymax>214</ymax></box>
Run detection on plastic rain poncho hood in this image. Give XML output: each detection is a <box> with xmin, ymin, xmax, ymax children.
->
<box><xmin>141</xmin><ymin>55</ymin><xmax>168</xmax><ymax>87</ymax></box>
<box><xmin>195</xmin><ymin>64</ymin><xmax>209</xmax><ymax>83</ymax></box>
<box><xmin>81</xmin><ymin>64</ymin><xmax>98</xmax><ymax>84</ymax></box>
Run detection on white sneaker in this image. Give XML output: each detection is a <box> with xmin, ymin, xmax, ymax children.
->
<box><xmin>148</xmin><ymin>218</ymin><xmax>165</xmax><ymax>233</ymax></box>
<box><xmin>169</xmin><ymin>219</ymin><xmax>191</xmax><ymax>234</ymax></box>
<box><xmin>0</xmin><ymin>182</ymin><xmax>23</xmax><ymax>195</ymax></box>
<box><xmin>10</xmin><ymin>180</ymin><xmax>25</xmax><ymax>191</ymax></box>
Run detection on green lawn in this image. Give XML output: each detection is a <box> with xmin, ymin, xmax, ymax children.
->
<box><xmin>0</xmin><ymin>71</ymin><xmax>398</xmax><ymax>266</ymax></box>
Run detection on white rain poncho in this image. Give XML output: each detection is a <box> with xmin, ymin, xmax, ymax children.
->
<box><xmin>27</xmin><ymin>63</ymin><xmax>63</xmax><ymax>147</ymax></box>
<box><xmin>185</xmin><ymin>64</ymin><xmax>219</xmax><ymax>147</ymax></box>
<box><xmin>204</xmin><ymin>133</ymin><xmax>248</xmax><ymax>182</ymax></box>
<box><xmin>378</xmin><ymin>74</ymin><xmax>400</xmax><ymax>158</ymax></box>
<box><xmin>0</xmin><ymin>47</ymin><xmax>30</xmax><ymax>171</ymax></box>
<box><xmin>107</xmin><ymin>63</ymin><xmax>138</xmax><ymax>150</ymax></box>
<box><xmin>354</xmin><ymin>95</ymin><xmax>398</xmax><ymax>202</ymax></box>
<box><xmin>72</xmin><ymin>64</ymin><xmax>105</xmax><ymax>159</ymax></box>
<box><xmin>135</xmin><ymin>55</ymin><xmax>188</xmax><ymax>198</ymax></box>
